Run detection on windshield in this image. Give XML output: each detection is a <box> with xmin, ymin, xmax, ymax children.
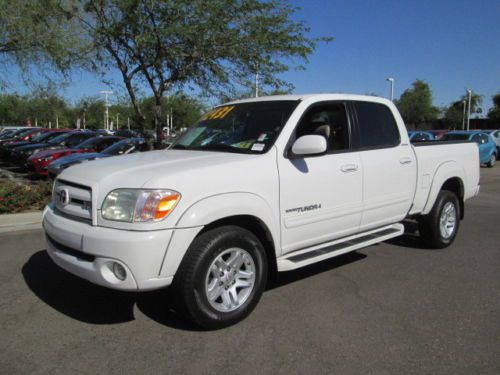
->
<box><xmin>172</xmin><ymin>100</ymin><xmax>299</xmax><ymax>154</ymax></box>
<box><xmin>0</xmin><ymin>129</ymin><xmax>17</xmax><ymax>138</ymax></box>
<box><xmin>75</xmin><ymin>137</ymin><xmax>101</xmax><ymax>150</ymax></box>
<box><xmin>30</xmin><ymin>131</ymin><xmax>55</xmax><ymax>143</ymax></box>
<box><xmin>102</xmin><ymin>139</ymin><xmax>139</xmax><ymax>155</ymax></box>
<box><xmin>12</xmin><ymin>128</ymin><xmax>35</xmax><ymax>139</ymax></box>
<box><xmin>441</xmin><ymin>133</ymin><xmax>470</xmax><ymax>141</ymax></box>
<box><xmin>48</xmin><ymin>132</ymin><xmax>74</xmax><ymax>144</ymax></box>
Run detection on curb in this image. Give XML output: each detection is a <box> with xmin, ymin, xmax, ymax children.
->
<box><xmin>0</xmin><ymin>211</ymin><xmax>43</xmax><ymax>234</ymax></box>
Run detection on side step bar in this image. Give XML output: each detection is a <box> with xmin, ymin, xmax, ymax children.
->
<box><xmin>277</xmin><ymin>223</ymin><xmax>404</xmax><ymax>271</ymax></box>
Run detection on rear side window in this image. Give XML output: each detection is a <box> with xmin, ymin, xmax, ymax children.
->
<box><xmin>354</xmin><ymin>102</ymin><xmax>400</xmax><ymax>149</ymax></box>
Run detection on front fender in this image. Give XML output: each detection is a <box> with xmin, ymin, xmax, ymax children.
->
<box><xmin>422</xmin><ymin>160</ymin><xmax>465</xmax><ymax>215</ymax></box>
<box><xmin>158</xmin><ymin>192</ymin><xmax>280</xmax><ymax>278</ymax></box>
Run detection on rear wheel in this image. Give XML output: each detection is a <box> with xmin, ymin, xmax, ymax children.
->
<box><xmin>173</xmin><ymin>225</ymin><xmax>267</xmax><ymax>330</ymax></box>
<box><xmin>486</xmin><ymin>153</ymin><xmax>496</xmax><ymax>167</ymax></box>
<box><xmin>418</xmin><ymin>190</ymin><xmax>460</xmax><ymax>249</ymax></box>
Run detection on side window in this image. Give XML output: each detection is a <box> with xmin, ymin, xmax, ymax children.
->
<box><xmin>471</xmin><ymin>134</ymin><xmax>481</xmax><ymax>144</ymax></box>
<box><xmin>480</xmin><ymin>134</ymin><xmax>489</xmax><ymax>144</ymax></box>
<box><xmin>354</xmin><ymin>102</ymin><xmax>400</xmax><ymax>149</ymax></box>
<box><xmin>294</xmin><ymin>102</ymin><xmax>350</xmax><ymax>152</ymax></box>
<box><xmin>421</xmin><ymin>133</ymin><xmax>430</xmax><ymax>141</ymax></box>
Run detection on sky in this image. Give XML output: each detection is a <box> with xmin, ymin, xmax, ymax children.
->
<box><xmin>4</xmin><ymin>0</ymin><xmax>500</xmax><ymax>113</ymax></box>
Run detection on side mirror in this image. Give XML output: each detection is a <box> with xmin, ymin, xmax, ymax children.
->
<box><xmin>290</xmin><ymin>135</ymin><xmax>327</xmax><ymax>157</ymax></box>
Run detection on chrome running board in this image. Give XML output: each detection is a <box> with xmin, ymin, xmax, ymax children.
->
<box><xmin>277</xmin><ymin>223</ymin><xmax>404</xmax><ymax>271</ymax></box>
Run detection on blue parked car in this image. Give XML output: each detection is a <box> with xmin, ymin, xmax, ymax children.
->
<box><xmin>408</xmin><ymin>131</ymin><xmax>436</xmax><ymax>142</ymax></box>
<box><xmin>441</xmin><ymin>131</ymin><xmax>497</xmax><ymax>167</ymax></box>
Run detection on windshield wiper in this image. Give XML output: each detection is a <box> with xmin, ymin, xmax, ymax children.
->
<box><xmin>195</xmin><ymin>143</ymin><xmax>250</xmax><ymax>154</ymax></box>
<box><xmin>171</xmin><ymin>144</ymin><xmax>191</xmax><ymax>150</ymax></box>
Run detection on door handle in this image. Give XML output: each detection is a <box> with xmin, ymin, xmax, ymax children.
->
<box><xmin>399</xmin><ymin>157</ymin><xmax>412</xmax><ymax>165</ymax></box>
<box><xmin>341</xmin><ymin>164</ymin><xmax>358</xmax><ymax>172</ymax></box>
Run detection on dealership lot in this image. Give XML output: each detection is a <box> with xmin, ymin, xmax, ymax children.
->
<box><xmin>0</xmin><ymin>168</ymin><xmax>499</xmax><ymax>375</ymax></box>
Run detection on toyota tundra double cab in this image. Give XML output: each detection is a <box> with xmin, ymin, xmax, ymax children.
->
<box><xmin>43</xmin><ymin>94</ymin><xmax>480</xmax><ymax>329</ymax></box>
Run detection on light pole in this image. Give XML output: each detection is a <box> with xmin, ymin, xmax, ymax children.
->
<box><xmin>100</xmin><ymin>90</ymin><xmax>113</xmax><ymax>130</ymax></box>
<box><xmin>116</xmin><ymin>113</ymin><xmax>119</xmax><ymax>129</ymax></box>
<box><xmin>462</xmin><ymin>100</ymin><xmax>466</xmax><ymax>130</ymax></box>
<box><xmin>386</xmin><ymin>77</ymin><xmax>394</xmax><ymax>101</ymax></box>
<box><xmin>255</xmin><ymin>63</ymin><xmax>259</xmax><ymax>98</ymax></box>
<box><xmin>466</xmin><ymin>89</ymin><xmax>472</xmax><ymax>131</ymax></box>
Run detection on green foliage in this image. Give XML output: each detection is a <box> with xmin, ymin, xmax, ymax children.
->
<box><xmin>0</xmin><ymin>180</ymin><xmax>52</xmax><ymax>214</ymax></box>
<box><xmin>395</xmin><ymin>80</ymin><xmax>439</xmax><ymax>129</ymax></box>
<box><xmin>444</xmin><ymin>91</ymin><xmax>483</xmax><ymax>129</ymax></box>
<box><xmin>0</xmin><ymin>0</ymin><xmax>86</xmax><ymax>87</ymax></box>
<box><xmin>0</xmin><ymin>91</ymin><xmax>73</xmax><ymax>127</ymax></box>
<box><xmin>0</xmin><ymin>92</ymin><xmax>205</xmax><ymax>130</ymax></box>
<box><xmin>487</xmin><ymin>93</ymin><xmax>500</xmax><ymax>125</ymax></box>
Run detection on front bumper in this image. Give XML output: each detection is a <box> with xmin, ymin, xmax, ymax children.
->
<box><xmin>43</xmin><ymin>205</ymin><xmax>175</xmax><ymax>291</ymax></box>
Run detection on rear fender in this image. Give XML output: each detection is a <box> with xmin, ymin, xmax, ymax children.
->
<box><xmin>422</xmin><ymin>161</ymin><xmax>465</xmax><ymax>215</ymax></box>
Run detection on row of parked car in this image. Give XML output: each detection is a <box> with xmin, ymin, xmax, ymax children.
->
<box><xmin>0</xmin><ymin>127</ymin><xmax>149</xmax><ymax>178</ymax></box>
<box><xmin>408</xmin><ymin>129</ymin><xmax>500</xmax><ymax>167</ymax></box>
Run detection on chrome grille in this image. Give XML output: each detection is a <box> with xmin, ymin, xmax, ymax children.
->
<box><xmin>53</xmin><ymin>179</ymin><xmax>92</xmax><ymax>222</ymax></box>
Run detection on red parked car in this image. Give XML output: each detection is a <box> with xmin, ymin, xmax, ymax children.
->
<box><xmin>27</xmin><ymin>136</ymin><xmax>123</xmax><ymax>176</ymax></box>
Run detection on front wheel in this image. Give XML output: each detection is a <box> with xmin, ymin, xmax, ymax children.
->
<box><xmin>486</xmin><ymin>153</ymin><xmax>496</xmax><ymax>168</ymax></box>
<box><xmin>173</xmin><ymin>225</ymin><xmax>268</xmax><ymax>329</ymax></box>
<box><xmin>418</xmin><ymin>190</ymin><xmax>460</xmax><ymax>249</ymax></box>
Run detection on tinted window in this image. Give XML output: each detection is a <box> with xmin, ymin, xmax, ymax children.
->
<box><xmin>441</xmin><ymin>133</ymin><xmax>470</xmax><ymax>141</ymax></box>
<box><xmin>354</xmin><ymin>102</ymin><xmax>400</xmax><ymax>149</ymax></box>
<box><xmin>294</xmin><ymin>102</ymin><xmax>350</xmax><ymax>152</ymax></box>
<box><xmin>66</xmin><ymin>133</ymin><xmax>95</xmax><ymax>147</ymax></box>
<box><xmin>479</xmin><ymin>134</ymin><xmax>489</xmax><ymax>144</ymax></box>
<box><xmin>470</xmin><ymin>134</ymin><xmax>481</xmax><ymax>144</ymax></box>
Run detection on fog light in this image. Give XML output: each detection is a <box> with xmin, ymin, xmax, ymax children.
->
<box><xmin>112</xmin><ymin>262</ymin><xmax>127</xmax><ymax>281</ymax></box>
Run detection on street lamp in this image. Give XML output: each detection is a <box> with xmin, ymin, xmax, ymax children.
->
<box><xmin>99</xmin><ymin>90</ymin><xmax>113</xmax><ymax>130</ymax></box>
<box><xmin>386</xmin><ymin>77</ymin><xmax>394</xmax><ymax>101</ymax></box>
<box><xmin>462</xmin><ymin>100</ymin><xmax>467</xmax><ymax>130</ymax></box>
<box><xmin>466</xmin><ymin>89</ymin><xmax>472</xmax><ymax>131</ymax></box>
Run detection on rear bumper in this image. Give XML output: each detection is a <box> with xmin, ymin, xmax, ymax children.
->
<box><xmin>43</xmin><ymin>205</ymin><xmax>175</xmax><ymax>291</ymax></box>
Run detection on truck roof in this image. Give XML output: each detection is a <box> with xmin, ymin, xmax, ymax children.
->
<box><xmin>224</xmin><ymin>93</ymin><xmax>393</xmax><ymax>106</ymax></box>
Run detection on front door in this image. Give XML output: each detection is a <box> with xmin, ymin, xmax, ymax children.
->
<box><xmin>278</xmin><ymin>102</ymin><xmax>363</xmax><ymax>254</ymax></box>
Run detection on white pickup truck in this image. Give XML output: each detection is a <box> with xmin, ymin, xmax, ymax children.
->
<box><xmin>43</xmin><ymin>94</ymin><xmax>480</xmax><ymax>329</ymax></box>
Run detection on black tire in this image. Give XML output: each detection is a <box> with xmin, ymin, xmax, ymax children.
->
<box><xmin>486</xmin><ymin>153</ymin><xmax>496</xmax><ymax>168</ymax></box>
<box><xmin>418</xmin><ymin>190</ymin><xmax>460</xmax><ymax>249</ymax></box>
<box><xmin>173</xmin><ymin>225</ymin><xmax>268</xmax><ymax>330</ymax></box>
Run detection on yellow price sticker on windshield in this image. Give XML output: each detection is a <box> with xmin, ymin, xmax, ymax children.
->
<box><xmin>201</xmin><ymin>106</ymin><xmax>235</xmax><ymax>121</ymax></box>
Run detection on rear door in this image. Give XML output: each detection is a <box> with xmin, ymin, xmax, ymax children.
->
<box><xmin>278</xmin><ymin>102</ymin><xmax>362</xmax><ymax>253</ymax></box>
<box><xmin>351</xmin><ymin>101</ymin><xmax>416</xmax><ymax>232</ymax></box>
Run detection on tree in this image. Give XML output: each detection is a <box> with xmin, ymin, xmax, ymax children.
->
<box><xmin>0</xmin><ymin>0</ymin><xmax>85</xmax><ymax>88</ymax></box>
<box><xmin>487</xmin><ymin>93</ymin><xmax>500</xmax><ymax>125</ymax></box>
<box><xmin>51</xmin><ymin>0</ymin><xmax>330</xmax><ymax>146</ymax></box>
<box><xmin>0</xmin><ymin>91</ymin><xmax>71</xmax><ymax>127</ymax></box>
<box><xmin>395</xmin><ymin>80</ymin><xmax>439</xmax><ymax>129</ymax></box>
<box><xmin>444</xmin><ymin>91</ymin><xmax>483</xmax><ymax>130</ymax></box>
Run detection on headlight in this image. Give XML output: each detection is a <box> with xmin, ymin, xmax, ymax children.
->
<box><xmin>40</xmin><ymin>156</ymin><xmax>54</xmax><ymax>162</ymax></box>
<box><xmin>101</xmin><ymin>189</ymin><xmax>181</xmax><ymax>223</ymax></box>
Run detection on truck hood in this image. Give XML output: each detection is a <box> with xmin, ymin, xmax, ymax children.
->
<box><xmin>60</xmin><ymin>150</ymin><xmax>257</xmax><ymax>190</ymax></box>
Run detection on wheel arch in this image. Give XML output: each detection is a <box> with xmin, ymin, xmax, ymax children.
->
<box><xmin>199</xmin><ymin>215</ymin><xmax>278</xmax><ymax>282</ymax></box>
<box><xmin>422</xmin><ymin>161</ymin><xmax>466</xmax><ymax>219</ymax></box>
<box><xmin>160</xmin><ymin>193</ymin><xmax>280</xmax><ymax>280</ymax></box>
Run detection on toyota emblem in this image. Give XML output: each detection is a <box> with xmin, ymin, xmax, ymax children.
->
<box><xmin>59</xmin><ymin>189</ymin><xmax>70</xmax><ymax>206</ymax></box>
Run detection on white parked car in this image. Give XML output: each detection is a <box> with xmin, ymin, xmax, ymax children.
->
<box><xmin>43</xmin><ymin>94</ymin><xmax>480</xmax><ymax>328</ymax></box>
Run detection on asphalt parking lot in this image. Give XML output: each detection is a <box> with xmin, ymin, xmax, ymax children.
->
<box><xmin>1</xmin><ymin>168</ymin><xmax>499</xmax><ymax>375</ymax></box>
